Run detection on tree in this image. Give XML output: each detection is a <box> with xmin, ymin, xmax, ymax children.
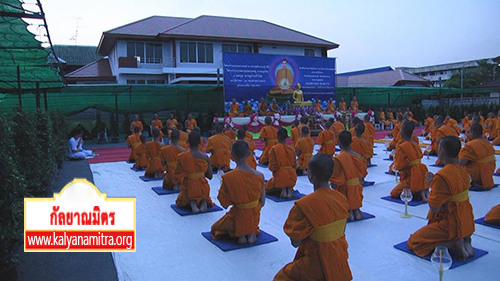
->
<box><xmin>444</xmin><ymin>60</ymin><xmax>495</xmax><ymax>88</ymax></box>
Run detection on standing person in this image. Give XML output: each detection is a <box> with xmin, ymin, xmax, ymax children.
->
<box><xmin>68</xmin><ymin>129</ymin><xmax>94</xmax><ymax>160</ymax></box>
<box><xmin>317</xmin><ymin>121</ymin><xmax>336</xmax><ymax>157</ymax></box>
<box><xmin>175</xmin><ymin>131</ymin><xmax>214</xmax><ymax>213</ymax></box>
<box><xmin>274</xmin><ymin>154</ymin><xmax>352</xmax><ymax>281</ymax></box>
<box><xmin>206</xmin><ymin>123</ymin><xmax>232</xmax><ymax>172</ymax></box>
<box><xmin>266</xmin><ymin>128</ymin><xmax>297</xmax><ymax>198</ymax></box>
<box><xmin>295</xmin><ymin>126</ymin><xmax>314</xmax><ymax>175</ymax></box>
<box><xmin>161</xmin><ymin>129</ymin><xmax>185</xmax><ymax>191</ymax></box>
<box><xmin>210</xmin><ymin>141</ymin><xmax>266</xmax><ymax>244</ymax></box>
<box><xmin>258</xmin><ymin>116</ymin><xmax>278</xmax><ymax>165</ymax></box>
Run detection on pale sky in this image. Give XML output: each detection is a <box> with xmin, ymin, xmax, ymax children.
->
<box><xmin>29</xmin><ymin>0</ymin><xmax>500</xmax><ymax>72</ymax></box>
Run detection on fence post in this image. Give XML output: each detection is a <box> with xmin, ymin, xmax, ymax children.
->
<box><xmin>43</xmin><ymin>89</ymin><xmax>48</xmax><ymax>110</ymax></box>
<box><xmin>17</xmin><ymin>66</ymin><xmax>22</xmax><ymax>111</ymax></box>
<box><xmin>35</xmin><ymin>82</ymin><xmax>40</xmax><ymax>109</ymax></box>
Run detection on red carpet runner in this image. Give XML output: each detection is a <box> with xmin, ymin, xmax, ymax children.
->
<box><xmin>88</xmin><ymin>146</ymin><xmax>131</xmax><ymax>164</ymax></box>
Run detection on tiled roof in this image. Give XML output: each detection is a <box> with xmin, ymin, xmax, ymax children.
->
<box><xmin>65</xmin><ymin>58</ymin><xmax>115</xmax><ymax>81</ymax></box>
<box><xmin>48</xmin><ymin>45</ymin><xmax>102</xmax><ymax>66</ymax></box>
<box><xmin>105</xmin><ymin>16</ymin><xmax>191</xmax><ymax>36</ymax></box>
<box><xmin>337</xmin><ymin>68</ymin><xmax>431</xmax><ymax>87</ymax></box>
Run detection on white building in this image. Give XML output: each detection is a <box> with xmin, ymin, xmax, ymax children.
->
<box><xmin>67</xmin><ymin>15</ymin><xmax>338</xmax><ymax>85</ymax></box>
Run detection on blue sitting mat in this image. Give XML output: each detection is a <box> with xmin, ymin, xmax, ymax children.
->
<box><xmin>494</xmin><ymin>173</ymin><xmax>500</xmax><ymax>177</ymax></box>
<box><xmin>126</xmin><ymin>160</ymin><xmax>134</xmax><ymax>164</ymax></box>
<box><xmin>346</xmin><ymin>212</ymin><xmax>375</xmax><ymax>223</ymax></box>
<box><xmin>385</xmin><ymin>171</ymin><xmax>396</xmax><ymax>175</ymax></box>
<box><xmin>383</xmin><ymin>158</ymin><xmax>393</xmax><ymax>161</ymax></box>
<box><xmin>170</xmin><ymin>204</ymin><xmax>223</xmax><ymax>216</ymax></box>
<box><xmin>373</xmin><ymin>153</ymin><xmax>378</xmax><ymax>156</ymax></box>
<box><xmin>297</xmin><ymin>173</ymin><xmax>308</xmax><ymax>177</ymax></box>
<box><xmin>130</xmin><ymin>166</ymin><xmax>145</xmax><ymax>172</ymax></box>
<box><xmin>152</xmin><ymin>186</ymin><xmax>179</xmax><ymax>195</ymax></box>
<box><xmin>393</xmin><ymin>241</ymin><xmax>488</xmax><ymax>269</ymax></box>
<box><xmin>363</xmin><ymin>181</ymin><xmax>375</xmax><ymax>187</ymax></box>
<box><xmin>470</xmin><ymin>184</ymin><xmax>499</xmax><ymax>192</ymax></box>
<box><xmin>475</xmin><ymin>217</ymin><xmax>500</xmax><ymax>230</ymax></box>
<box><xmin>367</xmin><ymin>164</ymin><xmax>377</xmax><ymax>168</ymax></box>
<box><xmin>429</xmin><ymin>164</ymin><xmax>443</xmax><ymax>168</ymax></box>
<box><xmin>257</xmin><ymin>163</ymin><xmax>268</xmax><ymax>168</ymax></box>
<box><xmin>266</xmin><ymin>190</ymin><xmax>306</xmax><ymax>202</ymax></box>
<box><xmin>201</xmin><ymin>230</ymin><xmax>278</xmax><ymax>252</ymax></box>
<box><xmin>139</xmin><ymin>175</ymin><xmax>164</xmax><ymax>182</ymax></box>
<box><xmin>335</xmin><ymin>147</ymin><xmax>341</xmax><ymax>152</ymax></box>
<box><xmin>380</xmin><ymin>196</ymin><xmax>427</xmax><ymax>206</ymax></box>
<box><xmin>373</xmin><ymin>145</ymin><xmax>378</xmax><ymax>148</ymax></box>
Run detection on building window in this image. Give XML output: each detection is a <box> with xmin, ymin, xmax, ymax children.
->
<box><xmin>146</xmin><ymin>79</ymin><xmax>166</xmax><ymax>85</ymax></box>
<box><xmin>126</xmin><ymin>79</ymin><xmax>136</xmax><ymax>84</ymax></box>
<box><xmin>304</xmin><ymin>49</ymin><xmax>315</xmax><ymax>57</ymax></box>
<box><xmin>136</xmin><ymin>80</ymin><xmax>145</xmax><ymax>84</ymax></box>
<box><xmin>127</xmin><ymin>42</ymin><xmax>162</xmax><ymax>64</ymax></box>
<box><xmin>180</xmin><ymin>42</ymin><xmax>213</xmax><ymax>63</ymax></box>
<box><xmin>197</xmin><ymin>43</ymin><xmax>214</xmax><ymax>63</ymax></box>
<box><xmin>222</xmin><ymin>43</ymin><xmax>252</xmax><ymax>53</ymax></box>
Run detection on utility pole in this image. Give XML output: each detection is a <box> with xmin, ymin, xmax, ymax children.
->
<box><xmin>460</xmin><ymin>68</ymin><xmax>464</xmax><ymax>90</ymax></box>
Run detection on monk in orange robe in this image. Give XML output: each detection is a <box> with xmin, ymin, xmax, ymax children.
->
<box><xmin>175</xmin><ymin>131</ymin><xmax>214</xmax><ymax>213</ymax></box>
<box><xmin>133</xmin><ymin>135</ymin><xmax>148</xmax><ymax>169</ymax></box>
<box><xmin>211</xmin><ymin>140</ymin><xmax>265</xmax><ymax>244</ymax></box>
<box><xmin>492</xmin><ymin>110</ymin><xmax>500</xmax><ymax>145</ymax></box>
<box><xmin>390</xmin><ymin>121</ymin><xmax>429</xmax><ymax>200</ymax></box>
<box><xmin>184</xmin><ymin>113</ymin><xmax>197</xmax><ymax>133</ymax></box>
<box><xmin>339</xmin><ymin>97</ymin><xmax>347</xmax><ymax>111</ymax></box>
<box><xmin>334</xmin><ymin>118</ymin><xmax>345</xmax><ymax>134</ymax></box>
<box><xmin>192</xmin><ymin>126</ymin><xmax>205</xmax><ymax>152</ymax></box>
<box><xmin>150</xmin><ymin>113</ymin><xmax>163</xmax><ymax>134</ymax></box>
<box><xmin>130</xmin><ymin>114</ymin><xmax>143</xmax><ymax>133</ymax></box>
<box><xmin>269</xmin><ymin>98</ymin><xmax>280</xmax><ymax>115</ymax></box>
<box><xmin>258</xmin><ymin>97</ymin><xmax>268</xmax><ymax>116</ymax></box>
<box><xmin>258</xmin><ymin>116</ymin><xmax>278</xmax><ymax>165</ymax></box>
<box><xmin>314</xmin><ymin>100</ymin><xmax>322</xmax><ymax>113</ymax></box>
<box><xmin>144</xmin><ymin>128</ymin><xmax>164</xmax><ymax>178</ymax></box>
<box><xmin>229</xmin><ymin>98</ymin><xmax>244</xmax><ymax>117</ymax></box>
<box><xmin>242</xmin><ymin>100</ymin><xmax>253</xmax><ymax>116</ymax></box>
<box><xmin>363</xmin><ymin>114</ymin><xmax>375</xmax><ymax>147</ymax></box>
<box><xmin>295</xmin><ymin>126</ymin><xmax>314</xmax><ymax>175</ymax></box>
<box><xmin>298</xmin><ymin>117</ymin><xmax>308</xmax><ymax>133</ymax></box>
<box><xmin>484</xmin><ymin>112</ymin><xmax>498</xmax><ymax>140</ymax></box>
<box><xmin>458</xmin><ymin>123</ymin><xmax>496</xmax><ymax>190</ymax></box>
<box><xmin>317</xmin><ymin>121</ymin><xmax>336</xmax><ymax>157</ymax></box>
<box><xmin>408</xmin><ymin>136</ymin><xmax>475</xmax><ymax>261</ymax></box>
<box><xmin>290</xmin><ymin>120</ymin><xmax>300</xmax><ymax>146</ymax></box>
<box><xmin>379</xmin><ymin>108</ymin><xmax>391</xmax><ymax>127</ymax></box>
<box><xmin>126</xmin><ymin>126</ymin><xmax>141</xmax><ymax>162</ymax></box>
<box><xmin>266</xmin><ymin>128</ymin><xmax>297</xmax><ymax>198</ymax></box>
<box><xmin>430</xmin><ymin>115</ymin><xmax>458</xmax><ymax>156</ymax></box>
<box><xmin>461</xmin><ymin>111</ymin><xmax>469</xmax><ymax>131</ymax></box>
<box><xmin>274</xmin><ymin>154</ymin><xmax>352</xmax><ymax>281</ymax></box>
<box><xmin>423</xmin><ymin>114</ymin><xmax>434</xmax><ymax>137</ymax></box>
<box><xmin>445</xmin><ymin>116</ymin><xmax>461</xmax><ymax>136</ymax></box>
<box><xmin>176</xmin><ymin>123</ymin><xmax>188</xmax><ymax>149</ymax></box>
<box><xmin>206</xmin><ymin>123</ymin><xmax>232</xmax><ymax>172</ymax></box>
<box><xmin>387</xmin><ymin>109</ymin><xmax>395</xmax><ymax>126</ymax></box>
<box><xmin>325</xmin><ymin>98</ymin><xmax>336</xmax><ymax>113</ymax></box>
<box><xmin>351</xmin><ymin>123</ymin><xmax>373</xmax><ymax>166</ymax></box>
<box><xmin>350</xmin><ymin>96</ymin><xmax>359</xmax><ymax>111</ymax></box>
<box><xmin>242</xmin><ymin>124</ymin><xmax>253</xmax><ymax>142</ymax></box>
<box><xmin>388</xmin><ymin>114</ymin><xmax>404</xmax><ymax>150</ymax></box>
<box><xmin>224</xmin><ymin>124</ymin><xmax>236</xmax><ymax>141</ymax></box>
<box><xmin>167</xmin><ymin>113</ymin><xmax>178</xmax><ymax>130</ymax></box>
<box><xmin>478</xmin><ymin>111</ymin><xmax>485</xmax><ymax>126</ymax></box>
<box><xmin>237</xmin><ymin>129</ymin><xmax>257</xmax><ymax>169</ymax></box>
<box><xmin>161</xmin><ymin>129</ymin><xmax>185</xmax><ymax>190</ymax></box>
<box><xmin>330</xmin><ymin>131</ymin><xmax>367</xmax><ymax>221</ymax></box>
<box><xmin>485</xmin><ymin>204</ymin><xmax>500</xmax><ymax>225</ymax></box>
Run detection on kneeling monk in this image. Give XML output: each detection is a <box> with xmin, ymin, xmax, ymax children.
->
<box><xmin>237</xmin><ymin>129</ymin><xmax>257</xmax><ymax>169</ymax></box>
<box><xmin>175</xmin><ymin>131</ymin><xmax>214</xmax><ymax>213</ymax></box>
<box><xmin>144</xmin><ymin>128</ymin><xmax>164</xmax><ymax>178</ymax></box>
<box><xmin>317</xmin><ymin>121</ymin><xmax>336</xmax><ymax>157</ymax></box>
<box><xmin>266</xmin><ymin>128</ymin><xmax>297</xmax><ymax>198</ymax></box>
<box><xmin>161</xmin><ymin>129</ymin><xmax>185</xmax><ymax>190</ymax></box>
<box><xmin>408</xmin><ymin>136</ymin><xmax>475</xmax><ymax>261</ymax></box>
<box><xmin>206</xmin><ymin>123</ymin><xmax>232</xmax><ymax>172</ymax></box>
<box><xmin>485</xmin><ymin>204</ymin><xmax>500</xmax><ymax>225</ymax></box>
<box><xmin>133</xmin><ymin>135</ymin><xmax>148</xmax><ymax>169</ymax></box>
<box><xmin>126</xmin><ymin>126</ymin><xmax>141</xmax><ymax>162</ymax></box>
<box><xmin>211</xmin><ymin>141</ymin><xmax>266</xmax><ymax>244</ymax></box>
<box><xmin>295</xmin><ymin>126</ymin><xmax>314</xmax><ymax>175</ymax></box>
<box><xmin>258</xmin><ymin>116</ymin><xmax>278</xmax><ymax>165</ymax></box>
<box><xmin>274</xmin><ymin>154</ymin><xmax>352</xmax><ymax>281</ymax></box>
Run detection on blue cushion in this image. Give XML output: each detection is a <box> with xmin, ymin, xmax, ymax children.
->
<box><xmin>494</xmin><ymin>173</ymin><xmax>500</xmax><ymax>177</ymax></box>
<box><xmin>469</xmin><ymin>184</ymin><xmax>499</xmax><ymax>192</ymax></box>
<box><xmin>346</xmin><ymin>212</ymin><xmax>375</xmax><ymax>223</ymax></box>
<box><xmin>394</xmin><ymin>241</ymin><xmax>488</xmax><ymax>269</ymax></box>
<box><xmin>151</xmin><ymin>186</ymin><xmax>179</xmax><ymax>195</ymax></box>
<box><xmin>201</xmin><ymin>230</ymin><xmax>278</xmax><ymax>251</ymax></box>
<box><xmin>130</xmin><ymin>166</ymin><xmax>145</xmax><ymax>172</ymax></box>
<box><xmin>257</xmin><ymin>163</ymin><xmax>268</xmax><ymax>168</ymax></box>
<box><xmin>429</xmin><ymin>164</ymin><xmax>443</xmax><ymax>168</ymax></box>
<box><xmin>170</xmin><ymin>204</ymin><xmax>222</xmax><ymax>216</ymax></box>
<box><xmin>380</xmin><ymin>196</ymin><xmax>427</xmax><ymax>206</ymax></box>
<box><xmin>367</xmin><ymin>164</ymin><xmax>377</xmax><ymax>168</ymax></box>
<box><xmin>363</xmin><ymin>181</ymin><xmax>375</xmax><ymax>187</ymax></box>
<box><xmin>385</xmin><ymin>171</ymin><xmax>395</xmax><ymax>175</ymax></box>
<box><xmin>383</xmin><ymin>158</ymin><xmax>393</xmax><ymax>161</ymax></box>
<box><xmin>475</xmin><ymin>217</ymin><xmax>500</xmax><ymax>230</ymax></box>
<box><xmin>139</xmin><ymin>175</ymin><xmax>163</xmax><ymax>182</ymax></box>
<box><xmin>266</xmin><ymin>190</ymin><xmax>306</xmax><ymax>202</ymax></box>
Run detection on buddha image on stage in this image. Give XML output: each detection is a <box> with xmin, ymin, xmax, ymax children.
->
<box><xmin>268</xmin><ymin>59</ymin><xmax>296</xmax><ymax>100</ymax></box>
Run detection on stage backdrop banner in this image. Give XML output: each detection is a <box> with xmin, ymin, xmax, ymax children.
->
<box><xmin>223</xmin><ymin>53</ymin><xmax>336</xmax><ymax>103</ymax></box>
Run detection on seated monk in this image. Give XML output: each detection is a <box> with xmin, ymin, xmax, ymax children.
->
<box><xmin>379</xmin><ymin>108</ymin><xmax>391</xmax><ymax>127</ymax></box>
<box><xmin>390</xmin><ymin>121</ymin><xmax>429</xmax><ymax>200</ymax></box>
<box><xmin>350</xmin><ymin>96</ymin><xmax>359</xmax><ymax>111</ymax></box>
<box><xmin>258</xmin><ymin>116</ymin><xmax>278</xmax><ymax>165</ymax></box>
<box><xmin>387</xmin><ymin>109</ymin><xmax>395</xmax><ymax>126</ymax></box>
<box><xmin>150</xmin><ymin>113</ymin><xmax>163</xmax><ymax>135</ymax></box>
<box><xmin>492</xmin><ymin>110</ymin><xmax>500</xmax><ymax>145</ymax></box>
<box><xmin>144</xmin><ymin>128</ymin><xmax>164</xmax><ymax>178</ymax></box>
<box><xmin>485</xmin><ymin>204</ymin><xmax>500</xmax><ymax>225</ymax></box>
<box><xmin>462</xmin><ymin>114</ymin><xmax>473</xmax><ymax>137</ymax></box>
<box><xmin>184</xmin><ymin>113</ymin><xmax>197</xmax><ymax>134</ymax></box>
<box><xmin>258</xmin><ymin>97</ymin><xmax>268</xmax><ymax>116</ymax></box>
<box><xmin>242</xmin><ymin>100</ymin><xmax>253</xmax><ymax>116</ymax></box>
<box><xmin>206</xmin><ymin>123</ymin><xmax>232</xmax><ymax>172</ymax></box>
<box><xmin>408</xmin><ymin>136</ymin><xmax>475</xmax><ymax>261</ymax></box>
<box><xmin>291</xmin><ymin>120</ymin><xmax>300</xmax><ymax>146</ymax></box>
<box><xmin>325</xmin><ymin>98</ymin><xmax>336</xmax><ymax>113</ymax></box>
<box><xmin>314</xmin><ymin>100</ymin><xmax>322</xmax><ymax>113</ymax></box>
<box><xmin>317</xmin><ymin>121</ymin><xmax>336</xmax><ymax>157</ymax></box>
<box><xmin>295</xmin><ymin>126</ymin><xmax>314</xmax><ymax>175</ymax></box>
<box><xmin>458</xmin><ymin>123</ymin><xmax>496</xmax><ymax>190</ymax></box>
<box><xmin>351</xmin><ymin>123</ymin><xmax>373</xmax><ymax>166</ymax></box>
<box><xmin>298</xmin><ymin>116</ymin><xmax>308</xmax><ymax>134</ymax></box>
<box><xmin>274</xmin><ymin>154</ymin><xmax>352</xmax><ymax>281</ymax></box>
<box><xmin>224</xmin><ymin>124</ymin><xmax>236</xmax><ymax>141</ymax></box>
<box><xmin>388</xmin><ymin>114</ymin><xmax>404</xmax><ymax>150</ymax></box>
<box><xmin>431</xmin><ymin>116</ymin><xmax>459</xmax><ymax>166</ymax></box>
<box><xmin>211</xmin><ymin>140</ymin><xmax>265</xmax><ymax>244</ymax></box>
<box><xmin>175</xmin><ymin>131</ymin><xmax>214</xmax><ymax>213</ymax></box>
<box><xmin>126</xmin><ymin>126</ymin><xmax>142</xmax><ymax>162</ymax></box>
<box><xmin>167</xmin><ymin>113</ymin><xmax>178</xmax><ymax>130</ymax></box>
<box><xmin>229</xmin><ymin>98</ymin><xmax>244</xmax><ymax>117</ymax></box>
<box><xmin>266</xmin><ymin>128</ymin><xmax>297</xmax><ymax>198</ymax></box>
<box><xmin>333</xmin><ymin>117</ymin><xmax>345</xmax><ymax>134</ymax></box>
<box><xmin>485</xmin><ymin>112</ymin><xmax>498</xmax><ymax>140</ymax></box>
<box><xmin>461</xmin><ymin>111</ymin><xmax>469</xmax><ymax>133</ymax></box>
<box><xmin>177</xmin><ymin>123</ymin><xmax>188</xmax><ymax>149</ymax></box>
<box><xmin>363</xmin><ymin>114</ymin><xmax>375</xmax><ymax>147</ymax></box>
<box><xmin>445</xmin><ymin>116</ymin><xmax>461</xmax><ymax>136</ymax></box>
<box><xmin>330</xmin><ymin>131</ymin><xmax>367</xmax><ymax>221</ymax></box>
<box><xmin>133</xmin><ymin>135</ymin><xmax>148</xmax><ymax>169</ymax></box>
<box><xmin>269</xmin><ymin>98</ymin><xmax>280</xmax><ymax>115</ymax></box>
<box><xmin>423</xmin><ymin>113</ymin><xmax>434</xmax><ymax>137</ymax></box>
<box><xmin>130</xmin><ymin>114</ymin><xmax>143</xmax><ymax>134</ymax></box>
<box><xmin>237</xmin><ymin>129</ymin><xmax>257</xmax><ymax>169</ymax></box>
<box><xmin>242</xmin><ymin>124</ymin><xmax>253</xmax><ymax>142</ymax></box>
<box><xmin>192</xmin><ymin>126</ymin><xmax>205</xmax><ymax>152</ymax></box>
<box><xmin>339</xmin><ymin>97</ymin><xmax>347</xmax><ymax>111</ymax></box>
<box><xmin>479</xmin><ymin>111</ymin><xmax>485</xmax><ymax>127</ymax></box>
<box><xmin>161</xmin><ymin>129</ymin><xmax>186</xmax><ymax>191</ymax></box>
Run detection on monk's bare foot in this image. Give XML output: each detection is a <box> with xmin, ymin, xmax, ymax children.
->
<box><xmin>238</xmin><ymin>236</ymin><xmax>248</xmax><ymax>244</ymax></box>
<box><xmin>247</xmin><ymin>233</ymin><xmax>257</xmax><ymax>244</ymax></box>
<box><xmin>448</xmin><ymin>240</ymin><xmax>469</xmax><ymax>261</ymax></box>
<box><xmin>464</xmin><ymin>236</ymin><xmax>475</xmax><ymax>258</ymax></box>
<box><xmin>287</xmin><ymin>188</ymin><xmax>294</xmax><ymax>198</ymax></box>
<box><xmin>190</xmin><ymin>200</ymin><xmax>200</xmax><ymax>214</ymax></box>
<box><xmin>280</xmin><ymin>188</ymin><xmax>288</xmax><ymax>198</ymax></box>
<box><xmin>354</xmin><ymin>209</ymin><xmax>364</xmax><ymax>220</ymax></box>
<box><xmin>348</xmin><ymin>211</ymin><xmax>355</xmax><ymax>221</ymax></box>
<box><xmin>419</xmin><ymin>190</ymin><xmax>428</xmax><ymax>202</ymax></box>
<box><xmin>200</xmin><ymin>199</ymin><xmax>208</xmax><ymax>212</ymax></box>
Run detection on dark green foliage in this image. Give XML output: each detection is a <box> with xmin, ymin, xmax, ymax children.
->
<box><xmin>122</xmin><ymin>113</ymin><xmax>131</xmax><ymax>137</ymax></box>
<box><xmin>444</xmin><ymin>60</ymin><xmax>496</xmax><ymax>89</ymax></box>
<box><xmin>109</xmin><ymin>112</ymin><xmax>119</xmax><ymax>142</ymax></box>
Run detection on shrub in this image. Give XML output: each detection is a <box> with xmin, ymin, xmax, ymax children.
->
<box><xmin>122</xmin><ymin>113</ymin><xmax>131</xmax><ymax>136</ymax></box>
<box><xmin>109</xmin><ymin>112</ymin><xmax>119</xmax><ymax>142</ymax></box>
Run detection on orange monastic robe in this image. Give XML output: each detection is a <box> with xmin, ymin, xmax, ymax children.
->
<box><xmin>295</xmin><ymin>137</ymin><xmax>314</xmax><ymax>170</ymax></box>
<box><xmin>485</xmin><ymin>118</ymin><xmax>498</xmax><ymax>140</ymax></box>
<box><xmin>258</xmin><ymin>125</ymin><xmax>278</xmax><ymax>164</ymax></box>
<box><xmin>245</xmin><ymin>140</ymin><xmax>258</xmax><ymax>170</ymax></box>
<box><xmin>485</xmin><ymin>204</ymin><xmax>500</xmax><ymax>225</ymax></box>
<box><xmin>274</xmin><ymin>189</ymin><xmax>352</xmax><ymax>281</ymax></box>
<box><xmin>229</xmin><ymin>103</ymin><xmax>243</xmax><ymax>117</ymax></box>
<box><xmin>388</xmin><ymin>122</ymin><xmax>402</xmax><ymax>150</ymax></box>
<box><xmin>291</xmin><ymin>127</ymin><xmax>300</xmax><ymax>146</ymax></box>
<box><xmin>131</xmin><ymin>121</ymin><xmax>143</xmax><ymax>132</ymax></box>
<box><xmin>317</xmin><ymin>129</ymin><xmax>336</xmax><ymax>157</ymax></box>
<box><xmin>178</xmin><ymin>130</ymin><xmax>188</xmax><ymax>149</ymax></box>
<box><xmin>144</xmin><ymin>141</ymin><xmax>164</xmax><ymax>177</ymax></box>
<box><xmin>339</xmin><ymin>101</ymin><xmax>347</xmax><ymax>111</ymax></box>
<box><xmin>424</xmin><ymin>117</ymin><xmax>434</xmax><ymax>136</ymax></box>
<box><xmin>224</xmin><ymin>130</ymin><xmax>236</xmax><ymax>141</ymax></box>
<box><xmin>167</xmin><ymin>119</ymin><xmax>178</xmax><ymax>129</ymax></box>
<box><xmin>206</xmin><ymin>133</ymin><xmax>232</xmax><ymax>170</ymax></box>
<box><xmin>258</xmin><ymin>102</ymin><xmax>268</xmax><ymax>115</ymax></box>
<box><xmin>126</xmin><ymin>133</ymin><xmax>140</xmax><ymax>161</ymax></box>
<box><xmin>408</xmin><ymin>164</ymin><xmax>474</xmax><ymax>257</ymax></box>
<box><xmin>326</xmin><ymin>101</ymin><xmax>336</xmax><ymax>113</ymax></box>
<box><xmin>133</xmin><ymin>143</ymin><xmax>148</xmax><ymax>169</ymax></box>
<box><xmin>269</xmin><ymin>103</ymin><xmax>280</xmax><ymax>115</ymax></box>
<box><xmin>333</xmin><ymin>121</ymin><xmax>345</xmax><ymax>134</ymax></box>
<box><xmin>211</xmin><ymin>170</ymin><xmax>264</xmax><ymax>238</ymax></box>
<box><xmin>351</xmin><ymin>136</ymin><xmax>373</xmax><ymax>163</ymax></box>
<box><xmin>459</xmin><ymin>138</ymin><xmax>496</xmax><ymax>189</ymax></box>
<box><xmin>175</xmin><ymin>151</ymin><xmax>213</xmax><ymax>208</ymax></box>
<box><xmin>446</xmin><ymin>118</ymin><xmax>461</xmax><ymax>136</ymax></box>
<box><xmin>380</xmin><ymin>111</ymin><xmax>390</xmax><ymax>126</ymax></box>
<box><xmin>390</xmin><ymin>141</ymin><xmax>428</xmax><ymax>198</ymax></box>
<box><xmin>330</xmin><ymin>151</ymin><xmax>367</xmax><ymax>211</ymax></box>
<box><xmin>431</xmin><ymin>125</ymin><xmax>458</xmax><ymax>154</ymax></box>
<box><xmin>160</xmin><ymin>145</ymin><xmax>185</xmax><ymax>190</ymax></box>
<box><xmin>186</xmin><ymin>119</ymin><xmax>197</xmax><ymax>132</ymax></box>
<box><xmin>152</xmin><ymin>119</ymin><xmax>163</xmax><ymax>129</ymax></box>
<box><xmin>315</xmin><ymin>103</ymin><xmax>322</xmax><ymax>112</ymax></box>
<box><xmin>351</xmin><ymin>101</ymin><xmax>359</xmax><ymax>110</ymax></box>
<box><xmin>243</xmin><ymin>104</ymin><xmax>253</xmax><ymax>116</ymax></box>
<box><xmin>492</xmin><ymin>118</ymin><xmax>500</xmax><ymax>145</ymax></box>
<box><xmin>265</xmin><ymin>143</ymin><xmax>297</xmax><ymax>192</ymax></box>
<box><xmin>364</xmin><ymin>121</ymin><xmax>375</xmax><ymax>146</ymax></box>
